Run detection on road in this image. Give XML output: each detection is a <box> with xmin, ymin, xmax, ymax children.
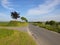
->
<box><xmin>29</xmin><ymin>24</ymin><xmax>60</xmax><ymax>45</ymax></box>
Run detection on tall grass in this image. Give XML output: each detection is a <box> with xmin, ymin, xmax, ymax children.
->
<box><xmin>0</xmin><ymin>28</ymin><xmax>36</xmax><ymax>45</ymax></box>
<box><xmin>0</xmin><ymin>28</ymin><xmax>14</xmax><ymax>38</ymax></box>
<box><xmin>0</xmin><ymin>22</ymin><xmax>8</xmax><ymax>26</ymax></box>
<box><xmin>0</xmin><ymin>21</ymin><xmax>28</xmax><ymax>27</ymax></box>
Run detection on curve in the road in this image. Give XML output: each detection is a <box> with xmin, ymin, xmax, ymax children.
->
<box><xmin>28</xmin><ymin>24</ymin><xmax>60</xmax><ymax>45</ymax></box>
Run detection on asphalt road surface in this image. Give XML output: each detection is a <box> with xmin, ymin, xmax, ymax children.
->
<box><xmin>29</xmin><ymin>24</ymin><xmax>60</xmax><ymax>45</ymax></box>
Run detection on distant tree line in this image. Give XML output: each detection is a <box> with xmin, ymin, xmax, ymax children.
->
<box><xmin>33</xmin><ymin>20</ymin><xmax>60</xmax><ymax>26</ymax></box>
<box><xmin>45</xmin><ymin>20</ymin><xmax>60</xmax><ymax>26</ymax></box>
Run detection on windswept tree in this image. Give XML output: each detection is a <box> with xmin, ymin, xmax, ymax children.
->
<box><xmin>11</xmin><ymin>11</ymin><xmax>20</xmax><ymax>20</ymax></box>
<box><xmin>21</xmin><ymin>17</ymin><xmax>28</xmax><ymax>22</ymax></box>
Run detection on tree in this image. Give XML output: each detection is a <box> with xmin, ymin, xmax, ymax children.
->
<box><xmin>21</xmin><ymin>17</ymin><xmax>28</xmax><ymax>22</ymax></box>
<box><xmin>11</xmin><ymin>11</ymin><xmax>20</xmax><ymax>20</ymax></box>
<box><xmin>49</xmin><ymin>20</ymin><xmax>56</xmax><ymax>25</ymax></box>
<box><xmin>45</xmin><ymin>21</ymin><xmax>49</xmax><ymax>25</ymax></box>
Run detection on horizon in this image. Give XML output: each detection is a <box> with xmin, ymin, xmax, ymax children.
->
<box><xmin>0</xmin><ymin>0</ymin><xmax>60</xmax><ymax>22</ymax></box>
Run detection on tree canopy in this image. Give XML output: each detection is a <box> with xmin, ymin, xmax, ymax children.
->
<box><xmin>21</xmin><ymin>17</ymin><xmax>28</xmax><ymax>22</ymax></box>
<box><xmin>11</xmin><ymin>11</ymin><xmax>20</xmax><ymax>19</ymax></box>
<box><xmin>45</xmin><ymin>20</ymin><xmax>57</xmax><ymax>25</ymax></box>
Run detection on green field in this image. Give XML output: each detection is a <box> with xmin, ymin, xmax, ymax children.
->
<box><xmin>0</xmin><ymin>21</ymin><xmax>28</xmax><ymax>27</ymax></box>
<box><xmin>0</xmin><ymin>28</ymin><xmax>36</xmax><ymax>45</ymax></box>
<box><xmin>0</xmin><ymin>22</ymin><xmax>8</xmax><ymax>26</ymax></box>
<box><xmin>7</xmin><ymin>21</ymin><xmax>28</xmax><ymax>27</ymax></box>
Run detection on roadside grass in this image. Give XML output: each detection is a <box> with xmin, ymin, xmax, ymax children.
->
<box><xmin>0</xmin><ymin>28</ymin><xmax>14</xmax><ymax>38</ymax></box>
<box><xmin>0</xmin><ymin>21</ymin><xmax>28</xmax><ymax>27</ymax></box>
<box><xmin>33</xmin><ymin>23</ymin><xmax>60</xmax><ymax>33</ymax></box>
<box><xmin>7</xmin><ymin>21</ymin><xmax>28</xmax><ymax>27</ymax></box>
<box><xmin>0</xmin><ymin>22</ymin><xmax>8</xmax><ymax>26</ymax></box>
<box><xmin>0</xmin><ymin>28</ymin><xmax>36</xmax><ymax>45</ymax></box>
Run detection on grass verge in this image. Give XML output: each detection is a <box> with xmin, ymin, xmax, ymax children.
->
<box><xmin>33</xmin><ymin>23</ymin><xmax>60</xmax><ymax>33</ymax></box>
<box><xmin>0</xmin><ymin>21</ymin><xmax>28</xmax><ymax>27</ymax></box>
<box><xmin>0</xmin><ymin>28</ymin><xmax>36</xmax><ymax>45</ymax></box>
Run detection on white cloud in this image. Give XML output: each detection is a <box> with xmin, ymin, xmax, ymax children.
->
<box><xmin>27</xmin><ymin>14</ymin><xmax>60</xmax><ymax>22</ymax></box>
<box><xmin>0</xmin><ymin>13</ymin><xmax>11</xmax><ymax>21</ymax></box>
<box><xmin>1</xmin><ymin>0</ymin><xmax>14</xmax><ymax>11</ymax></box>
<box><xmin>27</xmin><ymin>0</ymin><xmax>60</xmax><ymax>15</ymax></box>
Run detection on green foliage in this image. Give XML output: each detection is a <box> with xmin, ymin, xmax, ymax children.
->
<box><xmin>0</xmin><ymin>28</ymin><xmax>14</xmax><ymax>38</ymax></box>
<box><xmin>33</xmin><ymin>21</ymin><xmax>60</xmax><ymax>33</ymax></box>
<box><xmin>7</xmin><ymin>21</ymin><xmax>28</xmax><ymax>27</ymax></box>
<box><xmin>45</xmin><ymin>20</ymin><xmax>56</xmax><ymax>25</ymax></box>
<box><xmin>11</xmin><ymin>11</ymin><xmax>20</xmax><ymax>19</ymax></box>
<box><xmin>21</xmin><ymin>17</ymin><xmax>28</xmax><ymax>22</ymax></box>
<box><xmin>0</xmin><ymin>22</ymin><xmax>8</xmax><ymax>26</ymax></box>
<box><xmin>57</xmin><ymin>25</ymin><xmax>60</xmax><ymax>33</ymax></box>
<box><xmin>49</xmin><ymin>20</ymin><xmax>56</xmax><ymax>25</ymax></box>
<box><xmin>45</xmin><ymin>21</ymin><xmax>49</xmax><ymax>25</ymax></box>
<box><xmin>57</xmin><ymin>29</ymin><xmax>60</xmax><ymax>33</ymax></box>
<box><xmin>0</xmin><ymin>21</ymin><xmax>28</xmax><ymax>27</ymax></box>
<box><xmin>0</xmin><ymin>28</ymin><xmax>36</xmax><ymax>45</ymax></box>
<box><xmin>7</xmin><ymin>21</ymin><xmax>20</xmax><ymax>26</ymax></box>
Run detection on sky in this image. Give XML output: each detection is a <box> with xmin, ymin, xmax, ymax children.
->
<box><xmin>0</xmin><ymin>0</ymin><xmax>60</xmax><ymax>22</ymax></box>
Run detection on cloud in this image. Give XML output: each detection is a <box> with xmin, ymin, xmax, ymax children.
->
<box><xmin>27</xmin><ymin>0</ymin><xmax>60</xmax><ymax>15</ymax></box>
<box><xmin>0</xmin><ymin>13</ymin><xmax>11</xmax><ymax>21</ymax></box>
<box><xmin>1</xmin><ymin>0</ymin><xmax>14</xmax><ymax>11</ymax></box>
<box><xmin>27</xmin><ymin>14</ymin><xmax>60</xmax><ymax>22</ymax></box>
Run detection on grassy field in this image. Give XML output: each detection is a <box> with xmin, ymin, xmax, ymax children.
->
<box><xmin>0</xmin><ymin>22</ymin><xmax>8</xmax><ymax>26</ymax></box>
<box><xmin>0</xmin><ymin>28</ymin><xmax>36</xmax><ymax>45</ymax></box>
<box><xmin>33</xmin><ymin>22</ymin><xmax>60</xmax><ymax>33</ymax></box>
<box><xmin>7</xmin><ymin>21</ymin><xmax>28</xmax><ymax>27</ymax></box>
<box><xmin>0</xmin><ymin>21</ymin><xmax>28</xmax><ymax>27</ymax></box>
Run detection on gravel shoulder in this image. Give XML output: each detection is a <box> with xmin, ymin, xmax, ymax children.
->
<box><xmin>0</xmin><ymin>26</ymin><xmax>28</xmax><ymax>32</ymax></box>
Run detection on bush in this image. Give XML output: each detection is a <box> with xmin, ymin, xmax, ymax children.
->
<box><xmin>7</xmin><ymin>21</ymin><xmax>20</xmax><ymax>26</ymax></box>
<box><xmin>49</xmin><ymin>20</ymin><xmax>56</xmax><ymax>25</ymax></box>
<box><xmin>58</xmin><ymin>29</ymin><xmax>60</xmax><ymax>33</ymax></box>
<box><xmin>45</xmin><ymin>21</ymin><xmax>49</xmax><ymax>25</ymax></box>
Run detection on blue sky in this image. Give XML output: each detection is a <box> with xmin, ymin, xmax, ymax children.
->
<box><xmin>0</xmin><ymin>0</ymin><xmax>60</xmax><ymax>22</ymax></box>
